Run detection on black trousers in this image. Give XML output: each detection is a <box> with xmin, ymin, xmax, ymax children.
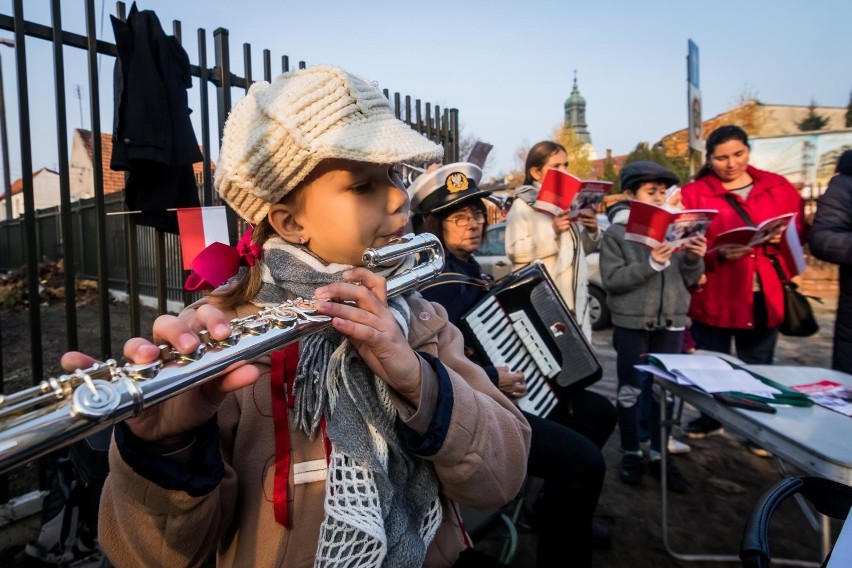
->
<box><xmin>522</xmin><ymin>390</ymin><xmax>616</xmax><ymax>568</ymax></box>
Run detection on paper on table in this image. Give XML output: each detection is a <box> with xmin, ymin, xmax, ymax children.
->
<box><xmin>648</xmin><ymin>353</ymin><xmax>735</xmax><ymax>371</ymax></box>
<box><xmin>635</xmin><ymin>364</ymin><xmax>691</xmax><ymax>385</ymax></box>
<box><xmin>670</xmin><ymin>368</ymin><xmax>782</xmax><ymax>396</ymax></box>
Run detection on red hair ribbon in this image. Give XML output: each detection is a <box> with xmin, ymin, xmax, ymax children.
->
<box><xmin>183</xmin><ymin>226</ymin><xmax>260</xmax><ymax>292</ymax></box>
<box><xmin>237</xmin><ymin>226</ymin><xmax>261</xmax><ymax>266</ymax></box>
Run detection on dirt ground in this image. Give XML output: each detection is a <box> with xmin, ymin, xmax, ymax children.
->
<box><xmin>475</xmin><ymin>295</ymin><xmax>845</xmax><ymax>567</ymax></box>
<box><xmin>0</xmin><ymin>296</ymin><xmax>845</xmax><ymax>567</ymax></box>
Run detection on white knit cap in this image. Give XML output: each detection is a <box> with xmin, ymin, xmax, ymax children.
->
<box><xmin>215</xmin><ymin>66</ymin><xmax>445</xmax><ymax>224</ymax></box>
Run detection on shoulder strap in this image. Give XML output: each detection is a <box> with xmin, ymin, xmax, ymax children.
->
<box><xmin>723</xmin><ymin>194</ymin><xmax>793</xmax><ymax>282</ymax></box>
<box><xmin>723</xmin><ymin>194</ymin><xmax>756</xmax><ymax>228</ymax></box>
<box><xmin>419</xmin><ymin>272</ymin><xmax>493</xmax><ymax>292</ymax></box>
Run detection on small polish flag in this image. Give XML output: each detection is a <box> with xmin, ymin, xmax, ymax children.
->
<box><xmin>176</xmin><ymin>207</ymin><xmax>231</xmax><ymax>269</ymax></box>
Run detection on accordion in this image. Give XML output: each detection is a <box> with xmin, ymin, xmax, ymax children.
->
<box><xmin>458</xmin><ymin>261</ymin><xmax>602</xmax><ymax>417</ymax></box>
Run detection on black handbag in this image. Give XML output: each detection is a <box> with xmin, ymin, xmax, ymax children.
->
<box><xmin>722</xmin><ymin>195</ymin><xmax>820</xmax><ymax>337</ymax></box>
<box><xmin>769</xmin><ymin>256</ymin><xmax>820</xmax><ymax>337</ymax></box>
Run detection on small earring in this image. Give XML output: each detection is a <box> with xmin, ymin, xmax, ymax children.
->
<box><xmin>298</xmin><ymin>236</ymin><xmax>306</xmax><ymax>244</ymax></box>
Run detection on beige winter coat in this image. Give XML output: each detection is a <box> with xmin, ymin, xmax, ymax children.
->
<box><xmin>98</xmin><ymin>294</ymin><xmax>531</xmax><ymax>567</ymax></box>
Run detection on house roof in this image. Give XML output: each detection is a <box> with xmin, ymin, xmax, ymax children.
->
<box><xmin>77</xmin><ymin>129</ymin><xmax>211</xmax><ymax>195</ymax></box>
<box><xmin>591</xmin><ymin>152</ymin><xmax>628</xmax><ymax>179</ymax></box>
<box><xmin>659</xmin><ymin>101</ymin><xmax>849</xmax><ymax>157</ymax></box>
<box><xmin>78</xmin><ymin>130</ymin><xmax>127</xmax><ymax>195</ymax></box>
<box><xmin>1</xmin><ymin>167</ymin><xmax>59</xmax><ymax>201</ymax></box>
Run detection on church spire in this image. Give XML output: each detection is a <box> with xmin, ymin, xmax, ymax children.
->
<box><xmin>564</xmin><ymin>70</ymin><xmax>591</xmax><ymax>146</ymax></box>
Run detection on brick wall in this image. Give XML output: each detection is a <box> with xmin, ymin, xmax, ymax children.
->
<box><xmin>799</xmin><ymin>254</ymin><xmax>839</xmax><ymax>298</ymax></box>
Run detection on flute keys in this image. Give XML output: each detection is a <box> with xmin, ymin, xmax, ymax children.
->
<box><xmin>242</xmin><ymin>320</ymin><xmax>270</xmax><ymax>335</ymax></box>
<box><xmin>72</xmin><ymin>379</ymin><xmax>120</xmax><ymax>418</ymax></box>
<box><xmin>125</xmin><ymin>361</ymin><xmax>164</xmax><ymax>380</ymax></box>
<box><xmin>213</xmin><ymin>330</ymin><xmax>242</xmax><ymax>347</ymax></box>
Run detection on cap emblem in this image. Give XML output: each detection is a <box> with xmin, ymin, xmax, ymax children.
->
<box><xmin>445</xmin><ymin>172</ymin><xmax>469</xmax><ymax>193</ymax></box>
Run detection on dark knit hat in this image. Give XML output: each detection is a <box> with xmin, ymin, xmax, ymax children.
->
<box><xmin>620</xmin><ymin>161</ymin><xmax>679</xmax><ymax>192</ymax></box>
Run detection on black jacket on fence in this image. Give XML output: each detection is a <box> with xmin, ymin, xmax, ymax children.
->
<box><xmin>809</xmin><ymin>152</ymin><xmax>852</xmax><ymax>373</ymax></box>
<box><xmin>110</xmin><ymin>2</ymin><xmax>202</xmax><ymax>232</ymax></box>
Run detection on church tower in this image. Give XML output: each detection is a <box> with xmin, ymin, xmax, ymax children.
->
<box><xmin>564</xmin><ymin>71</ymin><xmax>592</xmax><ymax>146</ymax></box>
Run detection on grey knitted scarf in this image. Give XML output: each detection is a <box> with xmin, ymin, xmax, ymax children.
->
<box><xmin>254</xmin><ymin>237</ymin><xmax>442</xmax><ymax>567</ymax></box>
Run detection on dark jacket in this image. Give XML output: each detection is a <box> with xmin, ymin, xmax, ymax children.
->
<box><xmin>809</xmin><ymin>170</ymin><xmax>852</xmax><ymax>373</ymax></box>
<box><xmin>110</xmin><ymin>3</ymin><xmax>202</xmax><ymax>232</ymax></box>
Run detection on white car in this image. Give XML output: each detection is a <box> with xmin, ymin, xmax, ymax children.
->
<box><xmin>475</xmin><ymin>221</ymin><xmax>612</xmax><ymax>331</ymax></box>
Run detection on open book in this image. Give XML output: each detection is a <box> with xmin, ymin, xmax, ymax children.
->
<box><xmin>624</xmin><ymin>201</ymin><xmax>717</xmax><ymax>250</ymax></box>
<box><xmin>533</xmin><ymin>169</ymin><xmax>612</xmax><ymax>219</ymax></box>
<box><xmin>709</xmin><ymin>212</ymin><xmax>795</xmax><ymax>253</ymax></box>
<box><xmin>791</xmin><ymin>380</ymin><xmax>852</xmax><ymax>417</ymax></box>
<box><xmin>636</xmin><ymin>353</ymin><xmax>813</xmax><ymax>406</ymax></box>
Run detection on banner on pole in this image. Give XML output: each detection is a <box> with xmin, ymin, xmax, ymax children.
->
<box><xmin>687</xmin><ymin>40</ymin><xmax>703</xmax><ymax>152</ymax></box>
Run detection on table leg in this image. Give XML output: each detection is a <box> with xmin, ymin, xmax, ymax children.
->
<box><xmin>655</xmin><ymin>382</ymin><xmax>820</xmax><ymax>566</ymax></box>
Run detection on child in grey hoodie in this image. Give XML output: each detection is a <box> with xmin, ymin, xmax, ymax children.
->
<box><xmin>600</xmin><ymin>161</ymin><xmax>707</xmax><ymax>493</ymax></box>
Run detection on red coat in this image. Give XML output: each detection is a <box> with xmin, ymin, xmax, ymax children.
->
<box><xmin>680</xmin><ymin>166</ymin><xmax>806</xmax><ymax>329</ymax></box>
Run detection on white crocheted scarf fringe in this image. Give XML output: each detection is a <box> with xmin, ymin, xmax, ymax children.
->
<box><xmin>254</xmin><ymin>238</ymin><xmax>442</xmax><ymax>567</ymax></box>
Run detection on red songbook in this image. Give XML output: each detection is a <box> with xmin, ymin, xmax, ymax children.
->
<box><xmin>533</xmin><ymin>169</ymin><xmax>612</xmax><ymax>218</ymax></box>
<box><xmin>708</xmin><ymin>212</ymin><xmax>795</xmax><ymax>253</ymax></box>
<box><xmin>624</xmin><ymin>201</ymin><xmax>717</xmax><ymax>250</ymax></box>
<box><xmin>533</xmin><ymin>169</ymin><xmax>582</xmax><ymax>216</ymax></box>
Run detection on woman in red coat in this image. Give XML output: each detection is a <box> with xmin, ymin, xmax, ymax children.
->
<box><xmin>679</xmin><ymin>125</ymin><xmax>806</xmax><ymax>437</ymax></box>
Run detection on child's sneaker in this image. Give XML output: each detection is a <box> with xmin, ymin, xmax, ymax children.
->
<box><xmin>619</xmin><ymin>453</ymin><xmax>645</xmax><ymax>486</ymax></box>
<box><xmin>744</xmin><ymin>440</ymin><xmax>772</xmax><ymax>458</ymax></box>
<box><xmin>639</xmin><ymin>439</ymin><xmax>651</xmax><ymax>458</ymax></box>
<box><xmin>682</xmin><ymin>415</ymin><xmax>724</xmax><ymax>439</ymax></box>
<box><xmin>667</xmin><ymin>436</ymin><xmax>691</xmax><ymax>455</ymax></box>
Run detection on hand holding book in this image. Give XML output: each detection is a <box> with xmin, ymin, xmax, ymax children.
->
<box><xmin>708</xmin><ymin>212</ymin><xmax>795</xmax><ymax>253</ymax></box>
<box><xmin>533</xmin><ymin>169</ymin><xmax>611</xmax><ymax>220</ymax></box>
<box><xmin>624</xmin><ymin>200</ymin><xmax>717</xmax><ymax>251</ymax></box>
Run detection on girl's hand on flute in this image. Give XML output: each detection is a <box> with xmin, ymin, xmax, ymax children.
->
<box><xmin>314</xmin><ymin>267</ymin><xmax>422</xmax><ymax>406</ymax></box>
<box><xmin>61</xmin><ymin>304</ymin><xmax>260</xmax><ymax>444</ymax></box>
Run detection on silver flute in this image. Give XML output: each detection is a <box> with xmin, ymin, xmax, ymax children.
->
<box><xmin>0</xmin><ymin>233</ymin><xmax>444</xmax><ymax>475</ymax></box>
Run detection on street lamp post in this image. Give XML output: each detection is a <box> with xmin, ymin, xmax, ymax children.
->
<box><xmin>0</xmin><ymin>38</ymin><xmax>14</xmax><ymax>221</ymax></box>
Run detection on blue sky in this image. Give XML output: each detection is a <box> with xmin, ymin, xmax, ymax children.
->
<box><xmin>0</xmin><ymin>0</ymin><xmax>849</xmax><ymax>184</ymax></box>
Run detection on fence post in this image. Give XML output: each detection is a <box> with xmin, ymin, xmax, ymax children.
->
<box><xmin>213</xmin><ymin>27</ymin><xmax>238</xmax><ymax>243</ymax></box>
<box><xmin>13</xmin><ymin>0</ymin><xmax>44</xmax><ymax>382</ymax></box>
<box><xmin>50</xmin><ymin>0</ymin><xmax>78</xmax><ymax>350</ymax></box>
<box><xmin>84</xmin><ymin>0</ymin><xmax>111</xmax><ymax>358</ymax></box>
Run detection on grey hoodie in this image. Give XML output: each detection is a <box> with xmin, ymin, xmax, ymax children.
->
<box><xmin>599</xmin><ymin>203</ymin><xmax>704</xmax><ymax>330</ymax></box>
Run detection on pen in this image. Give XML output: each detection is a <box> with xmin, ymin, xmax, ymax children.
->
<box><xmin>713</xmin><ymin>393</ymin><xmax>777</xmax><ymax>414</ymax></box>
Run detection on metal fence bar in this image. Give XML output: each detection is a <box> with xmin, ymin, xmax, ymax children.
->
<box><xmin>13</xmin><ymin>0</ymin><xmax>43</xmax><ymax>383</ymax></box>
<box><xmin>197</xmin><ymin>28</ymin><xmax>213</xmax><ymax>206</ymax></box>
<box><xmin>85</xmin><ymin>0</ymin><xmax>111</xmax><ymax>359</ymax></box>
<box><xmin>50</xmin><ymin>0</ymin><xmax>77</xmax><ymax>351</ymax></box>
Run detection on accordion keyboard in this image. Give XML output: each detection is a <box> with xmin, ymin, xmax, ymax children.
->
<box><xmin>466</xmin><ymin>296</ymin><xmax>560</xmax><ymax>417</ymax></box>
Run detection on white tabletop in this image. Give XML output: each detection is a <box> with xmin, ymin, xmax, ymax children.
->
<box><xmin>656</xmin><ymin>363</ymin><xmax>852</xmax><ymax>485</ymax></box>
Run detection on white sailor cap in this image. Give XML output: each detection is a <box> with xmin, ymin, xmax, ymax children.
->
<box><xmin>408</xmin><ymin>162</ymin><xmax>490</xmax><ymax>215</ymax></box>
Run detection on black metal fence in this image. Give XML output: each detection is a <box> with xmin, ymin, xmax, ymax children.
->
<box><xmin>0</xmin><ymin>190</ymin><xmax>188</xmax><ymax>299</ymax></box>
<box><xmin>0</xmin><ymin>0</ymin><xmax>460</xmax><ymax>504</ymax></box>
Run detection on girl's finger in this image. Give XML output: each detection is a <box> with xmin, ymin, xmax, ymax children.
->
<box><xmin>60</xmin><ymin>351</ymin><xmax>98</xmax><ymax>373</ymax></box>
<box><xmin>344</xmin><ymin>268</ymin><xmax>388</xmax><ymax>304</ymax></box>
<box><xmin>123</xmin><ymin>338</ymin><xmax>163</xmax><ymax>364</ymax></box>
<box><xmin>152</xmin><ymin>314</ymin><xmax>201</xmax><ymax>353</ymax></box>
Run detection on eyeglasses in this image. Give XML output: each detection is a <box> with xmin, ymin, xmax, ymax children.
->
<box><xmin>445</xmin><ymin>212</ymin><xmax>486</xmax><ymax>227</ymax></box>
